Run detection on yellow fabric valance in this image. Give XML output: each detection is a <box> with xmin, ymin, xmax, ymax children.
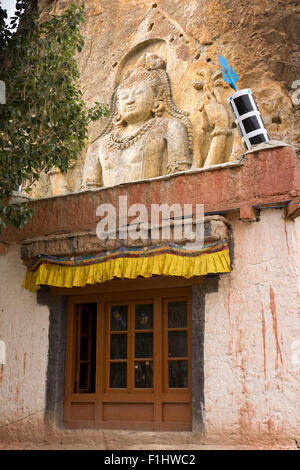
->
<box><xmin>22</xmin><ymin>242</ymin><xmax>231</xmax><ymax>292</ymax></box>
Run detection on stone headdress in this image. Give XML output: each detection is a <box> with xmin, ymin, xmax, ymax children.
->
<box><xmin>99</xmin><ymin>52</ymin><xmax>193</xmax><ymax>151</ymax></box>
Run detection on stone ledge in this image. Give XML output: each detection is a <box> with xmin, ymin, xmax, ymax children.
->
<box><xmin>20</xmin><ymin>216</ymin><xmax>229</xmax><ymax>258</ymax></box>
<box><xmin>242</xmin><ymin>140</ymin><xmax>297</xmax><ymax>156</ymax></box>
<box><xmin>1</xmin><ymin>146</ymin><xmax>299</xmax><ymax>243</ymax></box>
<box><xmin>23</xmin><ymin>160</ymin><xmax>245</xmax><ymax>203</ymax></box>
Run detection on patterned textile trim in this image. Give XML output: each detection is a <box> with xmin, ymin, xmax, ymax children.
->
<box><xmin>23</xmin><ymin>240</ymin><xmax>229</xmax><ymax>273</ymax></box>
<box><xmin>22</xmin><ymin>241</ymin><xmax>231</xmax><ymax>292</ymax></box>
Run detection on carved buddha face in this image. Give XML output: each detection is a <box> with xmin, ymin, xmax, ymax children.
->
<box><xmin>117</xmin><ymin>80</ymin><xmax>155</xmax><ymax>125</ymax></box>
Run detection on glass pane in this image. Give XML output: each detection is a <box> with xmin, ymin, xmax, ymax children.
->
<box><xmin>233</xmin><ymin>94</ymin><xmax>253</xmax><ymax>116</ymax></box>
<box><xmin>110</xmin><ymin>334</ymin><xmax>127</xmax><ymax>359</ymax></box>
<box><xmin>135</xmin><ymin>333</ymin><xmax>153</xmax><ymax>358</ymax></box>
<box><xmin>135</xmin><ymin>304</ymin><xmax>153</xmax><ymax>330</ymax></box>
<box><xmin>242</xmin><ymin>115</ymin><xmax>260</xmax><ymax>134</ymax></box>
<box><xmin>74</xmin><ymin>303</ymin><xmax>97</xmax><ymax>394</ymax></box>
<box><xmin>169</xmin><ymin>361</ymin><xmax>188</xmax><ymax>388</ymax></box>
<box><xmin>79</xmin><ymin>363</ymin><xmax>89</xmax><ymax>390</ymax></box>
<box><xmin>81</xmin><ymin>309</ymin><xmax>90</xmax><ymax>334</ymax></box>
<box><xmin>110</xmin><ymin>362</ymin><xmax>127</xmax><ymax>388</ymax></box>
<box><xmin>80</xmin><ymin>336</ymin><xmax>89</xmax><ymax>361</ymax></box>
<box><xmin>168</xmin><ymin>331</ymin><xmax>187</xmax><ymax>358</ymax></box>
<box><xmin>135</xmin><ymin>361</ymin><xmax>153</xmax><ymax>388</ymax></box>
<box><xmin>249</xmin><ymin>134</ymin><xmax>267</xmax><ymax>145</ymax></box>
<box><xmin>168</xmin><ymin>301</ymin><xmax>187</xmax><ymax>328</ymax></box>
<box><xmin>111</xmin><ymin>305</ymin><xmax>128</xmax><ymax>331</ymax></box>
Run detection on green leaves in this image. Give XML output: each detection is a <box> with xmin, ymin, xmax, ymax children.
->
<box><xmin>0</xmin><ymin>2</ymin><xmax>109</xmax><ymax>231</ymax></box>
<box><xmin>0</xmin><ymin>203</ymin><xmax>34</xmax><ymax>230</ymax></box>
<box><xmin>88</xmin><ymin>102</ymin><xmax>110</xmax><ymax>122</ymax></box>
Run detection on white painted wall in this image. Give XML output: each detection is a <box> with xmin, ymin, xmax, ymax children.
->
<box><xmin>0</xmin><ymin>244</ymin><xmax>49</xmax><ymax>440</ymax></box>
<box><xmin>0</xmin><ymin>210</ymin><xmax>300</xmax><ymax>445</ymax></box>
<box><xmin>204</xmin><ymin>209</ymin><xmax>300</xmax><ymax>443</ymax></box>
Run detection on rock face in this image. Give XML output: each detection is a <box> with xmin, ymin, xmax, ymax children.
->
<box><xmin>35</xmin><ymin>0</ymin><xmax>300</xmax><ymax>197</ymax></box>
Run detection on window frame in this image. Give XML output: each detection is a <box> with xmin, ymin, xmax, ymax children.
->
<box><xmin>64</xmin><ymin>287</ymin><xmax>192</xmax><ymax>430</ymax></box>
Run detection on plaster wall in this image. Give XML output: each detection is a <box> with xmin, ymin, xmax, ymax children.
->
<box><xmin>0</xmin><ymin>245</ymin><xmax>49</xmax><ymax>441</ymax></box>
<box><xmin>203</xmin><ymin>209</ymin><xmax>300</xmax><ymax>443</ymax></box>
<box><xmin>0</xmin><ymin>210</ymin><xmax>300</xmax><ymax>445</ymax></box>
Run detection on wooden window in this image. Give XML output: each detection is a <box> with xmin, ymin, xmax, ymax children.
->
<box><xmin>64</xmin><ymin>287</ymin><xmax>192</xmax><ymax>431</ymax></box>
<box><xmin>73</xmin><ymin>304</ymin><xmax>97</xmax><ymax>393</ymax></box>
<box><xmin>165</xmin><ymin>300</ymin><xmax>189</xmax><ymax>390</ymax></box>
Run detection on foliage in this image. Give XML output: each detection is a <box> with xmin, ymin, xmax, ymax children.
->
<box><xmin>0</xmin><ymin>1</ymin><xmax>109</xmax><ymax>231</ymax></box>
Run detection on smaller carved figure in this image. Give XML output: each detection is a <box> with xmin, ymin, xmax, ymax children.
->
<box><xmin>193</xmin><ymin>69</ymin><xmax>233</xmax><ymax>167</ymax></box>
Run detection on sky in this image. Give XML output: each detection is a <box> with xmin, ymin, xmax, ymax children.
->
<box><xmin>0</xmin><ymin>0</ymin><xmax>17</xmax><ymax>27</ymax></box>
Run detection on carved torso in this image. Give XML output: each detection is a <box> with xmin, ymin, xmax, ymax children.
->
<box><xmin>83</xmin><ymin>117</ymin><xmax>191</xmax><ymax>188</ymax></box>
<box><xmin>99</xmin><ymin>134</ymin><xmax>147</xmax><ymax>186</ymax></box>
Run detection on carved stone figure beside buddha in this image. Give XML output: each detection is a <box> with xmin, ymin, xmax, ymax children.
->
<box><xmin>81</xmin><ymin>53</ymin><xmax>193</xmax><ymax>189</ymax></box>
<box><xmin>193</xmin><ymin>68</ymin><xmax>233</xmax><ymax>167</ymax></box>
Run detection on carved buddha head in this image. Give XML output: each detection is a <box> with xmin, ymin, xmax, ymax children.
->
<box><xmin>99</xmin><ymin>52</ymin><xmax>193</xmax><ymax>151</ymax></box>
<box><xmin>114</xmin><ymin>54</ymin><xmax>166</xmax><ymax>126</ymax></box>
<box><xmin>117</xmin><ymin>79</ymin><xmax>155</xmax><ymax>125</ymax></box>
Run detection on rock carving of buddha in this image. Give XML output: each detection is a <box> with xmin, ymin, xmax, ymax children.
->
<box><xmin>81</xmin><ymin>53</ymin><xmax>193</xmax><ymax>189</ymax></box>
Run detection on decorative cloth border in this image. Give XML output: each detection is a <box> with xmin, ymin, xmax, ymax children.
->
<box><xmin>22</xmin><ymin>240</ymin><xmax>231</xmax><ymax>292</ymax></box>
